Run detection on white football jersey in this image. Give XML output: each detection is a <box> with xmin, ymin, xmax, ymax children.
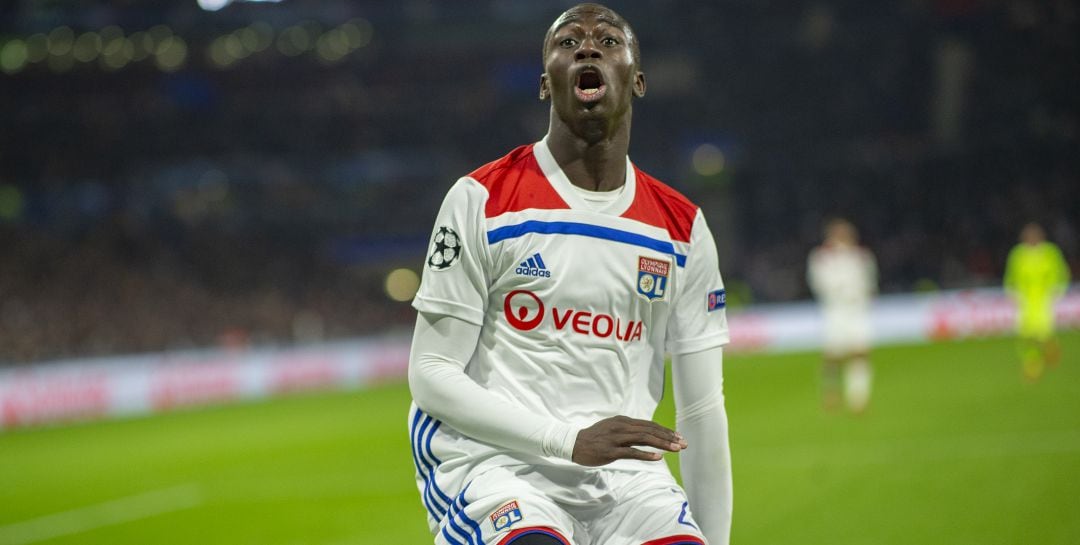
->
<box><xmin>410</xmin><ymin>139</ymin><xmax>728</xmax><ymax>489</ymax></box>
<box><xmin>807</xmin><ymin>244</ymin><xmax>877</xmax><ymax>309</ymax></box>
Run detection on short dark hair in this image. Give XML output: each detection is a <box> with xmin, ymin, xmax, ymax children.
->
<box><xmin>542</xmin><ymin>3</ymin><xmax>640</xmax><ymax>67</ymax></box>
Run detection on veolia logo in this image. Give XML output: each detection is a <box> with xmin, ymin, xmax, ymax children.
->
<box><xmin>504</xmin><ymin>290</ymin><xmax>545</xmax><ymax>331</ymax></box>
<box><xmin>502</xmin><ymin>289</ymin><xmax>644</xmax><ymax>341</ymax></box>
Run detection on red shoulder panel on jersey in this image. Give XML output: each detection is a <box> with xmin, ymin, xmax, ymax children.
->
<box><xmin>622</xmin><ymin>166</ymin><xmax>698</xmax><ymax>243</ymax></box>
<box><xmin>467</xmin><ymin>144</ymin><xmax>570</xmax><ymax>218</ymax></box>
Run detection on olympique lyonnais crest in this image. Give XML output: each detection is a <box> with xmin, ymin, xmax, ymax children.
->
<box><xmin>490</xmin><ymin>500</ymin><xmax>523</xmax><ymax>531</ymax></box>
<box><xmin>636</xmin><ymin>256</ymin><xmax>670</xmax><ymax>301</ymax></box>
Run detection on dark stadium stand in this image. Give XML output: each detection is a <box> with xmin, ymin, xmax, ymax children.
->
<box><xmin>0</xmin><ymin>0</ymin><xmax>1076</xmax><ymax>363</ymax></box>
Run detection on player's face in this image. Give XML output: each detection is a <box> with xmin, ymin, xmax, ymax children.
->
<box><xmin>540</xmin><ymin>11</ymin><xmax>644</xmax><ymax>123</ymax></box>
<box><xmin>827</xmin><ymin>223</ymin><xmax>857</xmax><ymax>246</ymax></box>
<box><xmin>1021</xmin><ymin>224</ymin><xmax>1045</xmax><ymax>245</ymax></box>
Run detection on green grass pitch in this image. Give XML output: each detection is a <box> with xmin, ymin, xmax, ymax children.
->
<box><xmin>1</xmin><ymin>332</ymin><xmax>1078</xmax><ymax>544</ymax></box>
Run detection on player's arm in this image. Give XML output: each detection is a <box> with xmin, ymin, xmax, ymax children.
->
<box><xmin>410</xmin><ymin>176</ymin><xmax>578</xmax><ymax>460</ymax></box>
<box><xmin>666</xmin><ymin>210</ymin><xmax>733</xmax><ymax>545</ymax></box>
<box><xmin>410</xmin><ymin>311</ymin><xmax>687</xmax><ymax>463</ymax></box>
<box><xmin>1052</xmin><ymin>245</ymin><xmax>1071</xmax><ymax>296</ymax></box>
<box><xmin>409</xmin><ymin>311</ymin><xmax>578</xmax><ymax>459</ymax></box>
<box><xmin>673</xmin><ymin>346</ymin><xmax>732</xmax><ymax>545</ymax></box>
<box><xmin>1004</xmin><ymin>247</ymin><xmax>1020</xmax><ymax>295</ymax></box>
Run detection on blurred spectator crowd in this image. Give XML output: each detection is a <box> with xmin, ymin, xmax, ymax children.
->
<box><xmin>1</xmin><ymin>0</ymin><xmax>1077</xmax><ymax>364</ymax></box>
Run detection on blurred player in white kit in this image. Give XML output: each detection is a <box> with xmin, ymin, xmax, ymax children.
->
<box><xmin>807</xmin><ymin>218</ymin><xmax>878</xmax><ymax>413</ymax></box>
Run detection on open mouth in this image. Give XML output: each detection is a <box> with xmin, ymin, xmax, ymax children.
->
<box><xmin>574</xmin><ymin>68</ymin><xmax>607</xmax><ymax>103</ymax></box>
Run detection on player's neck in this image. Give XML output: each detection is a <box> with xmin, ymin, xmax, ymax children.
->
<box><xmin>545</xmin><ymin>113</ymin><xmax>631</xmax><ymax>192</ymax></box>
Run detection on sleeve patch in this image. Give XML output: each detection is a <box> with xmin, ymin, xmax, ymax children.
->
<box><xmin>707</xmin><ymin>289</ymin><xmax>726</xmax><ymax>312</ymax></box>
<box><xmin>427</xmin><ymin>226</ymin><xmax>462</xmax><ymax>271</ymax></box>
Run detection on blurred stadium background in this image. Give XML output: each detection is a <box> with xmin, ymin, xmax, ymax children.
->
<box><xmin>0</xmin><ymin>1</ymin><xmax>1077</xmax><ymax>544</ymax></box>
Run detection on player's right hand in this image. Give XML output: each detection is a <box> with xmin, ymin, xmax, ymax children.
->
<box><xmin>571</xmin><ymin>415</ymin><xmax>687</xmax><ymax>466</ymax></box>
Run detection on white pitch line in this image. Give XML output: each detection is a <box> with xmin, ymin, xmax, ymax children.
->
<box><xmin>0</xmin><ymin>483</ymin><xmax>202</xmax><ymax>545</ymax></box>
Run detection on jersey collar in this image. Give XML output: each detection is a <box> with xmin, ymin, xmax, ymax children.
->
<box><xmin>533</xmin><ymin>137</ymin><xmax>637</xmax><ymax>216</ymax></box>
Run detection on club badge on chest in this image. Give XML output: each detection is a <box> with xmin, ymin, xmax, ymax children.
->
<box><xmin>636</xmin><ymin>256</ymin><xmax>671</xmax><ymax>302</ymax></box>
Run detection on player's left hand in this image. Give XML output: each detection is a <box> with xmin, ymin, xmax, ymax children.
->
<box><xmin>571</xmin><ymin>415</ymin><xmax>687</xmax><ymax>466</ymax></box>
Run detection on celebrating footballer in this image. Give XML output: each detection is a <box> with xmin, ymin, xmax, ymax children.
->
<box><xmin>408</xmin><ymin>4</ymin><xmax>733</xmax><ymax>544</ymax></box>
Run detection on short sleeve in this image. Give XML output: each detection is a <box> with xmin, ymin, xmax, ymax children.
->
<box><xmin>412</xmin><ymin>178</ymin><xmax>491</xmax><ymax>326</ymax></box>
<box><xmin>666</xmin><ymin>210</ymin><xmax>730</xmax><ymax>355</ymax></box>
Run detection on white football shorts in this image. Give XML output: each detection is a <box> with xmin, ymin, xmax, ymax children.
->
<box><xmin>430</xmin><ymin>463</ymin><xmax>707</xmax><ymax>545</ymax></box>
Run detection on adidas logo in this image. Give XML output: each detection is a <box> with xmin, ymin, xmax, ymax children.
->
<box><xmin>515</xmin><ymin>252</ymin><xmax>551</xmax><ymax>278</ymax></box>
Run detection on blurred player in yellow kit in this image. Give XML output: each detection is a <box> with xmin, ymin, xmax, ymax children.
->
<box><xmin>807</xmin><ymin>218</ymin><xmax>877</xmax><ymax>413</ymax></box>
<box><xmin>1004</xmin><ymin>222</ymin><xmax>1071</xmax><ymax>380</ymax></box>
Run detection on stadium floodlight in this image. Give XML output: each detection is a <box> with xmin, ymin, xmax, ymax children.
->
<box><xmin>198</xmin><ymin>0</ymin><xmax>230</xmax><ymax>11</ymax></box>
<box><xmin>198</xmin><ymin>0</ymin><xmax>285</xmax><ymax>11</ymax></box>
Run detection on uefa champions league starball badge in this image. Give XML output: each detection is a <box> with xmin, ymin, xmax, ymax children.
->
<box><xmin>428</xmin><ymin>226</ymin><xmax>462</xmax><ymax>271</ymax></box>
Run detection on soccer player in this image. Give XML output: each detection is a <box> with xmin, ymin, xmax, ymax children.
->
<box><xmin>806</xmin><ymin>218</ymin><xmax>877</xmax><ymax>413</ymax></box>
<box><xmin>1004</xmin><ymin>222</ymin><xmax>1071</xmax><ymax>380</ymax></box>
<box><xmin>407</xmin><ymin>4</ymin><xmax>732</xmax><ymax>545</ymax></box>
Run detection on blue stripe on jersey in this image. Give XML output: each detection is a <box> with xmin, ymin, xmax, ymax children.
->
<box><xmin>409</xmin><ymin>409</ymin><xmax>441</xmax><ymax>518</ymax></box>
<box><xmin>440</xmin><ymin>526</ymin><xmax>466</xmax><ymax>545</ymax></box>
<box><xmin>413</xmin><ymin>416</ymin><xmax>444</xmax><ymax>516</ymax></box>
<box><xmin>419</xmin><ymin>416</ymin><xmax>453</xmax><ymax>509</ymax></box>
<box><xmin>678</xmin><ymin>501</ymin><xmax>699</xmax><ymax>530</ymax></box>
<box><xmin>446</xmin><ymin>515</ymin><xmax>475</xmax><ymax>545</ymax></box>
<box><xmin>533</xmin><ymin>252</ymin><xmax>546</xmax><ymax>269</ymax></box>
<box><xmin>455</xmin><ymin>486</ymin><xmax>483</xmax><ymax>543</ymax></box>
<box><xmin>527</xmin><ymin>257</ymin><xmax>537</xmax><ymax>268</ymax></box>
<box><xmin>410</xmin><ymin>409</ymin><xmax>452</xmax><ymax>518</ymax></box>
<box><xmin>441</xmin><ymin>483</ymin><xmax>481</xmax><ymax>545</ymax></box>
<box><xmin>424</xmin><ymin>420</ymin><xmax>454</xmax><ymax>505</ymax></box>
<box><xmin>443</xmin><ymin>490</ymin><xmax>470</xmax><ymax>545</ymax></box>
<box><xmin>487</xmin><ymin>220</ymin><xmax>687</xmax><ymax>267</ymax></box>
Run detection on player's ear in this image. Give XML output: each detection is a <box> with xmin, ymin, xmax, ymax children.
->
<box><xmin>633</xmin><ymin>70</ymin><xmax>646</xmax><ymax>98</ymax></box>
<box><xmin>539</xmin><ymin>73</ymin><xmax>550</xmax><ymax>101</ymax></box>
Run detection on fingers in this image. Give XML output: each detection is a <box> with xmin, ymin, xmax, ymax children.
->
<box><xmin>613</xmin><ymin>431</ymin><xmax>681</xmax><ymax>453</ymax></box>
<box><xmin>612</xmin><ymin>417</ymin><xmax>687</xmax><ymax>452</ymax></box>
<box><xmin>615</xmin><ymin>447</ymin><xmax>664</xmax><ymax>462</ymax></box>
<box><xmin>572</xmin><ymin>416</ymin><xmax>689</xmax><ymax>466</ymax></box>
